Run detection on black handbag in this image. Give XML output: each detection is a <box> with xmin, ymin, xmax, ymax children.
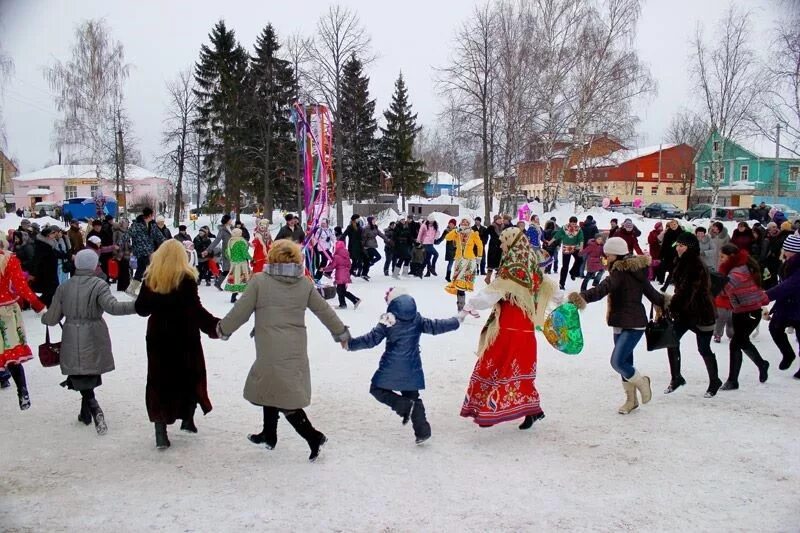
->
<box><xmin>645</xmin><ymin>304</ymin><xmax>679</xmax><ymax>351</ymax></box>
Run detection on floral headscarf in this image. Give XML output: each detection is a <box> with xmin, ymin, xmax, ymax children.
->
<box><xmin>476</xmin><ymin>227</ymin><xmax>555</xmax><ymax>358</ymax></box>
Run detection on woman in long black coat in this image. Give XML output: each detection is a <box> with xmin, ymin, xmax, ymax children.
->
<box><xmin>135</xmin><ymin>240</ymin><xmax>220</xmax><ymax>450</ymax></box>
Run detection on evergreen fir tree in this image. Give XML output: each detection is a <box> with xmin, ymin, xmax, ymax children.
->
<box><xmin>338</xmin><ymin>55</ymin><xmax>378</xmax><ymax>201</ymax></box>
<box><xmin>194</xmin><ymin>20</ymin><xmax>250</xmax><ymax>211</ymax></box>
<box><xmin>246</xmin><ymin>24</ymin><xmax>297</xmax><ymax>216</ymax></box>
<box><xmin>379</xmin><ymin>72</ymin><xmax>427</xmax><ymax>209</ymax></box>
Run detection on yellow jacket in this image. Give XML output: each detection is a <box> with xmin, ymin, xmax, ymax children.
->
<box><xmin>445</xmin><ymin>228</ymin><xmax>483</xmax><ymax>260</ymax></box>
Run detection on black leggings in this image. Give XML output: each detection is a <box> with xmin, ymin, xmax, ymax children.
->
<box><xmin>337</xmin><ymin>284</ymin><xmax>358</xmax><ymax>306</ymax></box>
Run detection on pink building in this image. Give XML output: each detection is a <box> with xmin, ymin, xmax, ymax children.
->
<box><xmin>12</xmin><ymin>164</ymin><xmax>171</xmax><ymax>210</ymax></box>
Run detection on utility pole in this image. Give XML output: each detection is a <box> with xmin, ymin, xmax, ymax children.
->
<box><xmin>657</xmin><ymin>143</ymin><xmax>663</xmax><ymax>194</ymax></box>
<box><xmin>774</xmin><ymin>123</ymin><xmax>781</xmax><ymax>197</ymax></box>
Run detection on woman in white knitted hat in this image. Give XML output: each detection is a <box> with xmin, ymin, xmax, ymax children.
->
<box><xmin>41</xmin><ymin>249</ymin><xmax>136</xmax><ymax>434</ymax></box>
<box><xmin>569</xmin><ymin>236</ymin><xmax>666</xmax><ymax>414</ymax></box>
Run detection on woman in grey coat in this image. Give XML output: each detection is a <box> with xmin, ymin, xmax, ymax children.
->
<box><xmin>218</xmin><ymin>240</ymin><xmax>350</xmax><ymax>462</ymax></box>
<box><xmin>41</xmin><ymin>249</ymin><xmax>137</xmax><ymax>435</ymax></box>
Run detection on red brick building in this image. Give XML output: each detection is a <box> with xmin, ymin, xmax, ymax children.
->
<box><xmin>517</xmin><ymin>141</ymin><xmax>696</xmax><ymax>204</ymax></box>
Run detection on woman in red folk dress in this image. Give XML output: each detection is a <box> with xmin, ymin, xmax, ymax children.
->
<box><xmin>251</xmin><ymin>219</ymin><xmax>272</xmax><ymax>274</ymax></box>
<box><xmin>461</xmin><ymin>227</ymin><xmax>555</xmax><ymax>429</ymax></box>
<box><xmin>0</xmin><ymin>239</ymin><xmax>45</xmax><ymax>410</ymax></box>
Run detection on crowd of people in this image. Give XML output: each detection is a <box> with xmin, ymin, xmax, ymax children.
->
<box><xmin>0</xmin><ymin>203</ymin><xmax>798</xmax><ymax>463</ymax></box>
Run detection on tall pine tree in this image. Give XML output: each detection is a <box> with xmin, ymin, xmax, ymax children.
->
<box><xmin>194</xmin><ymin>20</ymin><xmax>250</xmax><ymax>211</ymax></box>
<box><xmin>338</xmin><ymin>55</ymin><xmax>378</xmax><ymax>201</ymax></box>
<box><xmin>379</xmin><ymin>73</ymin><xmax>427</xmax><ymax>210</ymax></box>
<box><xmin>246</xmin><ymin>24</ymin><xmax>297</xmax><ymax>216</ymax></box>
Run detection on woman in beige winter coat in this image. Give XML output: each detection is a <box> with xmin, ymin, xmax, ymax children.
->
<box><xmin>218</xmin><ymin>239</ymin><xmax>350</xmax><ymax>462</ymax></box>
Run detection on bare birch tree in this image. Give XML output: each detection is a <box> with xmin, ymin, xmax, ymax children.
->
<box><xmin>692</xmin><ymin>5</ymin><xmax>763</xmax><ymax>208</ymax></box>
<box><xmin>666</xmin><ymin>109</ymin><xmax>708</xmax><ymax>200</ymax></box>
<box><xmin>159</xmin><ymin>68</ymin><xmax>197</xmax><ymax>225</ymax></box>
<box><xmin>529</xmin><ymin>0</ymin><xmax>586</xmax><ymax>209</ymax></box>
<box><xmin>567</xmin><ymin>0</ymin><xmax>654</xmax><ymax>207</ymax></box>
<box><xmin>0</xmin><ymin>41</ymin><xmax>13</xmax><ymax>151</ymax></box>
<box><xmin>436</xmin><ymin>3</ymin><xmax>499</xmax><ymax>221</ymax></box>
<box><xmin>749</xmin><ymin>1</ymin><xmax>800</xmax><ymax>158</ymax></box>
<box><xmin>305</xmin><ymin>5</ymin><xmax>372</xmax><ymax>225</ymax></box>
<box><xmin>44</xmin><ymin>19</ymin><xmax>131</xmax><ymax>178</ymax></box>
<box><xmin>285</xmin><ymin>31</ymin><xmax>312</xmax><ymax>215</ymax></box>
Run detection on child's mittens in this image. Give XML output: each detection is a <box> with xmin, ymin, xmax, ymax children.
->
<box><xmin>457</xmin><ymin>310</ymin><xmax>468</xmax><ymax>323</ymax></box>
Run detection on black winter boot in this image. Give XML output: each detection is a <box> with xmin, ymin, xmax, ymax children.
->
<box><xmin>518</xmin><ymin>412</ymin><xmax>546</xmax><ymax>430</ymax></box>
<box><xmin>78</xmin><ymin>397</ymin><xmax>92</xmax><ymax>425</ymax></box>
<box><xmin>721</xmin><ymin>351</ymin><xmax>743</xmax><ymax>391</ymax></box>
<box><xmin>664</xmin><ymin>350</ymin><xmax>685</xmax><ymax>394</ymax></box>
<box><xmin>248</xmin><ymin>406</ymin><xmax>279</xmax><ymax>449</ymax></box>
<box><xmin>17</xmin><ymin>388</ymin><xmax>30</xmax><ymax>410</ymax></box>
<box><xmin>180</xmin><ymin>405</ymin><xmax>198</xmax><ymax>433</ymax></box>
<box><xmin>743</xmin><ymin>348</ymin><xmax>769</xmax><ymax>383</ymax></box>
<box><xmin>410</xmin><ymin>399</ymin><xmax>432</xmax><ymax>445</ymax></box>
<box><xmin>8</xmin><ymin>364</ymin><xmax>29</xmax><ymax>410</ymax></box>
<box><xmin>155</xmin><ymin>423</ymin><xmax>170</xmax><ymax>450</ymax></box>
<box><xmin>88</xmin><ymin>399</ymin><xmax>107</xmax><ymax>435</ymax></box>
<box><xmin>702</xmin><ymin>355</ymin><xmax>723</xmax><ymax>398</ymax></box>
<box><xmin>285</xmin><ymin>409</ymin><xmax>327</xmax><ymax>462</ymax></box>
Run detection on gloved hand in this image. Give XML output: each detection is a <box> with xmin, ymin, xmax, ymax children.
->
<box><xmin>457</xmin><ymin>310</ymin><xmax>468</xmax><ymax>323</ymax></box>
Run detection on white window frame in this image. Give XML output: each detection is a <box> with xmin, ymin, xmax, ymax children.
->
<box><xmin>740</xmin><ymin>165</ymin><xmax>749</xmax><ymax>181</ymax></box>
<box><xmin>90</xmin><ymin>185</ymin><xmax>101</xmax><ymax>195</ymax></box>
<box><xmin>703</xmin><ymin>167</ymin><xmax>710</xmax><ymax>180</ymax></box>
<box><xmin>64</xmin><ymin>185</ymin><xmax>77</xmax><ymax>200</ymax></box>
<box><xmin>650</xmin><ymin>186</ymin><xmax>658</xmax><ymax>195</ymax></box>
<box><xmin>789</xmin><ymin>166</ymin><xmax>799</xmax><ymax>183</ymax></box>
<box><xmin>666</xmin><ymin>186</ymin><xmax>674</xmax><ymax>195</ymax></box>
<box><xmin>713</xmin><ymin>140</ymin><xmax>720</xmax><ymax>152</ymax></box>
<box><xmin>636</xmin><ymin>172</ymin><xmax>644</xmax><ymax>178</ymax></box>
<box><xmin>635</xmin><ymin>186</ymin><xmax>644</xmax><ymax>195</ymax></box>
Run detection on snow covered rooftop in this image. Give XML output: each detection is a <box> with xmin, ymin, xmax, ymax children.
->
<box><xmin>459</xmin><ymin>178</ymin><xmax>483</xmax><ymax>192</ymax></box>
<box><xmin>14</xmin><ymin>164</ymin><xmax>168</xmax><ymax>182</ymax></box>
<box><xmin>427</xmin><ymin>171</ymin><xmax>457</xmax><ymax>186</ymax></box>
<box><xmin>571</xmin><ymin>144</ymin><xmax>678</xmax><ymax>169</ymax></box>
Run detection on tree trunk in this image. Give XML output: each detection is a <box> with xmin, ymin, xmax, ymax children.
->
<box><xmin>173</xmin><ymin>146</ymin><xmax>184</xmax><ymax>227</ymax></box>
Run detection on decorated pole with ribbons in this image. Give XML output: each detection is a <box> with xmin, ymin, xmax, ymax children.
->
<box><xmin>290</xmin><ymin>102</ymin><xmax>334</xmax><ymax>274</ymax></box>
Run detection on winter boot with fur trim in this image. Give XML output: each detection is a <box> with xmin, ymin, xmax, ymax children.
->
<box><xmin>618</xmin><ymin>381</ymin><xmax>639</xmax><ymax>414</ymax></box>
<box><xmin>629</xmin><ymin>371</ymin><xmax>652</xmax><ymax>404</ymax></box>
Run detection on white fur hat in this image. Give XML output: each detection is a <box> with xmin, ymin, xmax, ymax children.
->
<box><xmin>427</xmin><ymin>213</ymin><xmax>436</xmax><ymax>222</ymax></box>
<box><xmin>384</xmin><ymin>286</ymin><xmax>409</xmax><ymax>304</ymax></box>
<box><xmin>87</xmin><ymin>235</ymin><xmax>102</xmax><ymax>246</ymax></box>
<box><xmin>603</xmin><ymin>236</ymin><xmax>629</xmax><ymax>257</ymax></box>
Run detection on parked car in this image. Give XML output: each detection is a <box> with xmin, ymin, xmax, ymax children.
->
<box><xmin>642</xmin><ymin>202</ymin><xmax>684</xmax><ymax>219</ymax></box>
<box><xmin>685</xmin><ymin>203</ymin><xmax>714</xmax><ymax>220</ymax></box>
<box><xmin>697</xmin><ymin>206</ymin><xmax>750</xmax><ymax>222</ymax></box>
<box><xmin>770</xmin><ymin>203</ymin><xmax>799</xmax><ymax>221</ymax></box>
<box><xmin>609</xmin><ymin>205</ymin><xmax>636</xmax><ymax>215</ymax></box>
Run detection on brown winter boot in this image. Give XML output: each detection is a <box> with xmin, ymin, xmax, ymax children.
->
<box><xmin>618</xmin><ymin>381</ymin><xmax>639</xmax><ymax>414</ymax></box>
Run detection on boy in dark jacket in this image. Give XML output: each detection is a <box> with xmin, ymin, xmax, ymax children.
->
<box><xmin>347</xmin><ymin>288</ymin><xmax>462</xmax><ymax>444</ymax></box>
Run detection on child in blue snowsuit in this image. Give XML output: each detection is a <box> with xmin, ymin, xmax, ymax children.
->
<box><xmin>347</xmin><ymin>287</ymin><xmax>462</xmax><ymax>444</ymax></box>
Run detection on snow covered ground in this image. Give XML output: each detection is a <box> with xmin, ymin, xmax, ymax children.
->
<box><xmin>1</xmin><ymin>209</ymin><xmax>799</xmax><ymax>532</ymax></box>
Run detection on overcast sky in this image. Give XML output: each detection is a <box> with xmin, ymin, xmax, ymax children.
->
<box><xmin>0</xmin><ymin>0</ymin><xmax>779</xmax><ymax>174</ymax></box>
